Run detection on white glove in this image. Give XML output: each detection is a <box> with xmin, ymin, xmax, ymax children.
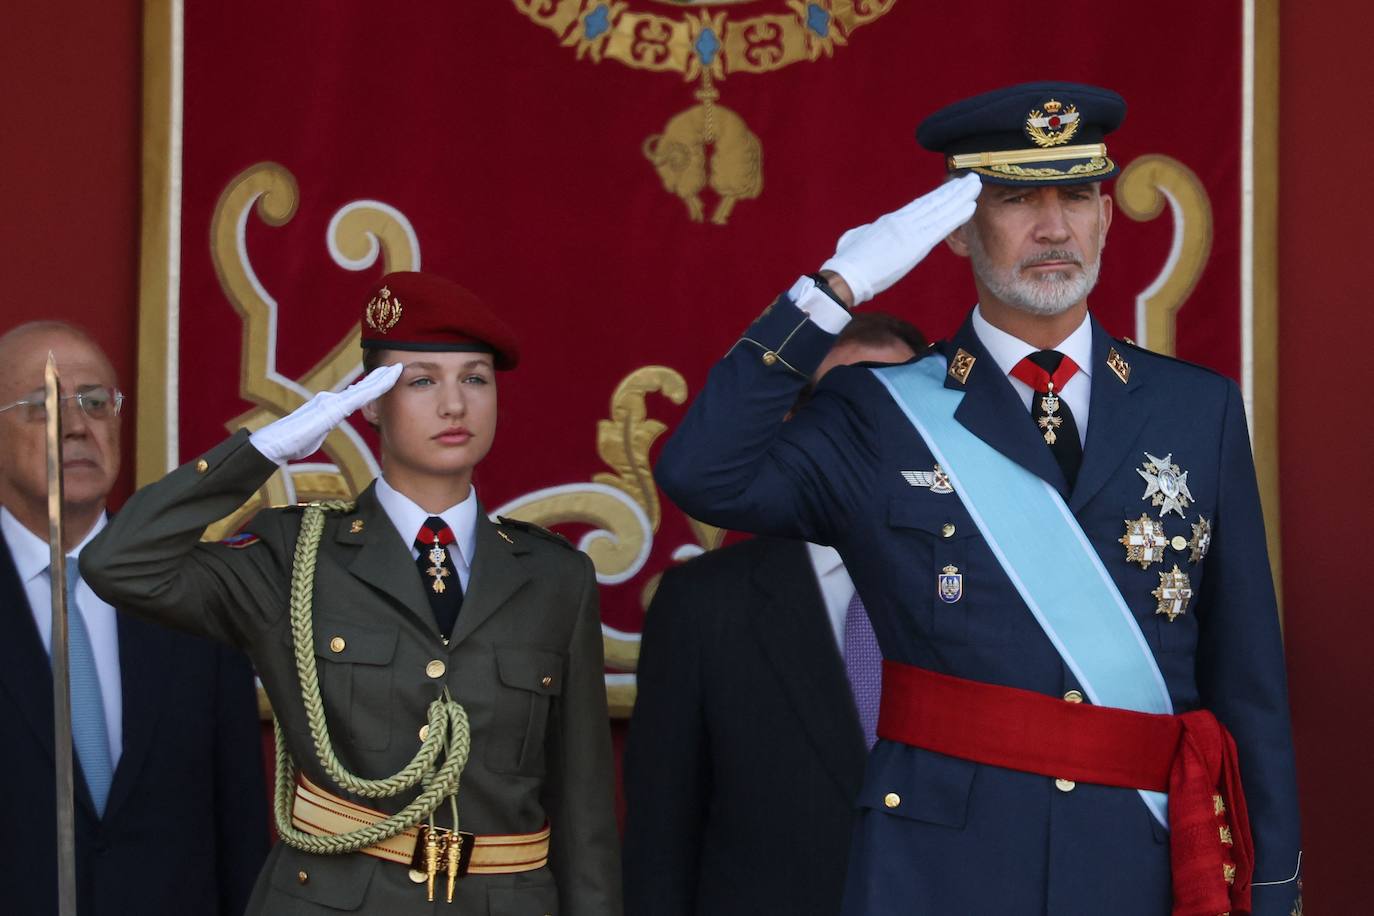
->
<box><xmin>249</xmin><ymin>363</ymin><xmax>403</xmax><ymax>465</ymax></box>
<box><xmin>820</xmin><ymin>171</ymin><xmax>982</xmax><ymax>306</ymax></box>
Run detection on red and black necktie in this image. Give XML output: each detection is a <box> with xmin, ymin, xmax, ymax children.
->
<box><xmin>1010</xmin><ymin>349</ymin><xmax>1082</xmax><ymax>488</ymax></box>
<box><xmin>415</xmin><ymin>517</ymin><xmax>462</xmax><ymax>637</ymax></box>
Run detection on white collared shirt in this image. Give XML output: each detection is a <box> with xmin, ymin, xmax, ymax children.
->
<box><xmin>372</xmin><ymin>476</ymin><xmax>478</xmax><ymax>593</ymax></box>
<box><xmin>971</xmin><ymin>305</ymin><xmax>1093</xmax><ymax>445</ymax></box>
<box><xmin>2</xmin><ymin>507</ymin><xmax>123</xmax><ymax>766</ymax></box>
<box><xmin>806</xmin><ymin>542</ymin><xmax>855</xmax><ymax>650</ymax></box>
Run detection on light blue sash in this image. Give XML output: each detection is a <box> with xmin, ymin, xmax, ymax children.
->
<box><xmin>872</xmin><ymin>356</ymin><xmax>1172</xmax><ymax>827</ymax></box>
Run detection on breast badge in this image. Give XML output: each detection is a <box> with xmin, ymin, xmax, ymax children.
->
<box><xmin>938</xmin><ymin>565</ymin><xmax>963</xmax><ymax>603</ymax></box>
<box><xmin>1151</xmin><ymin>565</ymin><xmax>1193</xmax><ymax>621</ymax></box>
<box><xmin>1120</xmin><ymin>514</ymin><xmax>1168</xmax><ymax>568</ymax></box>
<box><xmin>1137</xmin><ymin>452</ymin><xmax>1194</xmax><ymax>518</ymax></box>
<box><xmin>900</xmin><ymin>464</ymin><xmax>954</xmax><ymax>494</ymax></box>
<box><xmin>1188</xmin><ymin>516</ymin><xmax>1212</xmax><ymax>563</ymax></box>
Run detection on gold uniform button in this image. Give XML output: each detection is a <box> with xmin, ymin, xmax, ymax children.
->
<box><xmin>408</xmin><ymin>868</ymin><xmax>428</xmax><ymax>884</ymax></box>
<box><xmin>1055</xmin><ymin>778</ymin><xmax>1076</xmax><ymax>792</ymax></box>
<box><xmin>418</xmin><ymin>724</ymin><xmax>430</xmax><ymax>741</ymax></box>
<box><xmin>297</xmin><ymin>870</ymin><xmax>309</xmax><ymax>884</ymax></box>
<box><xmin>941</xmin><ymin>523</ymin><xmax>956</xmax><ymax>538</ymax></box>
<box><xmin>541</xmin><ymin>676</ymin><xmax>553</xmax><ymax>688</ymax></box>
<box><xmin>883</xmin><ymin>792</ymin><xmax>901</xmax><ymax>809</ymax></box>
<box><xmin>195</xmin><ymin>458</ymin><xmax>209</xmax><ymax>474</ymax></box>
<box><xmin>426</xmin><ymin>659</ymin><xmax>446</xmax><ymax>679</ymax></box>
<box><xmin>329</xmin><ymin>636</ymin><xmax>346</xmax><ymax>653</ymax></box>
<box><xmin>1063</xmin><ymin>689</ymin><xmax>1084</xmax><ymax>704</ymax></box>
<box><xmin>1171</xmin><ymin>535</ymin><xmax>1188</xmax><ymax>551</ymax></box>
<box><xmin>761</xmin><ymin>350</ymin><xmax>779</xmax><ymax>367</ymax></box>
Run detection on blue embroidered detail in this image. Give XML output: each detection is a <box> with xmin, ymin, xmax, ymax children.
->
<box><xmin>806</xmin><ymin>4</ymin><xmax>831</xmax><ymax>37</ymax></box>
<box><xmin>221</xmin><ymin>532</ymin><xmax>261</xmax><ymax>549</ymax></box>
<box><xmin>584</xmin><ymin>5</ymin><xmax>610</xmax><ymax>41</ymax></box>
<box><xmin>695</xmin><ymin>28</ymin><xmax>720</xmax><ymax>66</ymax></box>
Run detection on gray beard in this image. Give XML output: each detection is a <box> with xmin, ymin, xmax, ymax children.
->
<box><xmin>966</xmin><ymin>224</ymin><xmax>1103</xmax><ymax>316</ymax></box>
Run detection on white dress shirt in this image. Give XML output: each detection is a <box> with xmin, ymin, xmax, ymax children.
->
<box><xmin>971</xmin><ymin>305</ymin><xmax>1093</xmax><ymax>445</ymax></box>
<box><xmin>372</xmin><ymin>476</ymin><xmax>478</xmax><ymax>594</ymax></box>
<box><xmin>806</xmin><ymin>542</ymin><xmax>855</xmax><ymax>650</ymax></box>
<box><xmin>3</xmin><ymin>506</ymin><xmax>123</xmax><ymax>766</ymax></box>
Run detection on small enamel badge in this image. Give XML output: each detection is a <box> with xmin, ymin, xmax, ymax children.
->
<box><xmin>1152</xmin><ymin>565</ymin><xmax>1193</xmax><ymax>622</ymax></box>
<box><xmin>221</xmin><ymin>532</ymin><xmax>260</xmax><ymax>550</ymax></box>
<box><xmin>1025</xmin><ymin>99</ymin><xmax>1081</xmax><ymax>148</ymax></box>
<box><xmin>1120</xmin><ymin>514</ymin><xmax>1168</xmax><ymax>569</ymax></box>
<box><xmin>365</xmin><ymin>285</ymin><xmax>403</xmax><ymax>334</ymax></box>
<box><xmin>349</xmin><ymin>519</ymin><xmax>364</xmax><ymax>534</ymax></box>
<box><xmin>1188</xmin><ymin>516</ymin><xmax>1212</xmax><ymax>563</ymax></box>
<box><xmin>425</xmin><ymin>544</ymin><xmax>451</xmax><ymax>594</ymax></box>
<box><xmin>900</xmin><ymin>464</ymin><xmax>954</xmax><ymax>494</ymax></box>
<box><xmin>1037</xmin><ymin>384</ymin><xmax>1065</xmax><ymax>445</ymax></box>
<box><xmin>1137</xmin><ymin>452</ymin><xmax>1194</xmax><ymax>518</ymax></box>
<box><xmin>938</xmin><ymin>565</ymin><xmax>963</xmax><ymax>603</ymax></box>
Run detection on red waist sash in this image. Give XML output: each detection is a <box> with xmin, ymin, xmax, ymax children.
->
<box><xmin>877</xmin><ymin>660</ymin><xmax>1254</xmax><ymax>916</ymax></box>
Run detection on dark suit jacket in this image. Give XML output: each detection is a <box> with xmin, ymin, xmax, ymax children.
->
<box><xmin>0</xmin><ymin>527</ymin><xmax>268</xmax><ymax>916</ymax></box>
<box><xmin>623</xmin><ymin>536</ymin><xmax>867</xmax><ymax>916</ymax></box>
<box><xmin>654</xmin><ymin>297</ymin><xmax>1303</xmax><ymax>916</ymax></box>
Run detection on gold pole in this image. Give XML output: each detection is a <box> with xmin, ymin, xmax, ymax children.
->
<box><xmin>45</xmin><ymin>353</ymin><xmax>77</xmax><ymax>915</ymax></box>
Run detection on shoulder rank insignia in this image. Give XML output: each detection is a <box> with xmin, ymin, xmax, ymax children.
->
<box><xmin>1106</xmin><ymin>347</ymin><xmax>1131</xmax><ymax>384</ymax></box>
<box><xmin>221</xmin><ymin>532</ymin><xmax>260</xmax><ymax>550</ymax></box>
<box><xmin>948</xmin><ymin>348</ymin><xmax>976</xmax><ymax>384</ymax></box>
<box><xmin>496</xmin><ymin>516</ymin><xmax>574</xmax><ymax>550</ymax></box>
<box><xmin>1120</xmin><ymin>514</ymin><xmax>1168</xmax><ymax>568</ymax></box>
<box><xmin>1152</xmin><ymin>565</ymin><xmax>1193</xmax><ymax>621</ymax></box>
<box><xmin>1137</xmin><ymin>452</ymin><xmax>1194</xmax><ymax>518</ymax></box>
<box><xmin>1188</xmin><ymin>516</ymin><xmax>1212</xmax><ymax>563</ymax></box>
<box><xmin>938</xmin><ymin>565</ymin><xmax>963</xmax><ymax>603</ymax></box>
<box><xmin>900</xmin><ymin>464</ymin><xmax>954</xmax><ymax>494</ymax></box>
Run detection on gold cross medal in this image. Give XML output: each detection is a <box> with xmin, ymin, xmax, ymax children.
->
<box><xmin>1137</xmin><ymin>452</ymin><xmax>1194</xmax><ymax>518</ymax></box>
<box><xmin>1152</xmin><ymin>565</ymin><xmax>1193</xmax><ymax>621</ymax></box>
<box><xmin>1188</xmin><ymin>516</ymin><xmax>1212</xmax><ymax>563</ymax></box>
<box><xmin>1120</xmin><ymin>514</ymin><xmax>1169</xmax><ymax>568</ymax></box>
<box><xmin>1037</xmin><ymin>383</ymin><xmax>1063</xmax><ymax>445</ymax></box>
<box><xmin>426</xmin><ymin>544</ymin><xmax>451</xmax><ymax>594</ymax></box>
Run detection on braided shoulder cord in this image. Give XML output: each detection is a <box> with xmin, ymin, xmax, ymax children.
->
<box><xmin>272</xmin><ymin>501</ymin><xmax>471</xmax><ymax>856</ymax></box>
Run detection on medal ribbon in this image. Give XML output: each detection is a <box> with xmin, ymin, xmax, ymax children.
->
<box><xmin>1008</xmin><ymin>353</ymin><xmax>1081</xmax><ymax>393</ymax></box>
<box><xmin>416</xmin><ymin>521</ymin><xmax>456</xmax><ymax>547</ymax></box>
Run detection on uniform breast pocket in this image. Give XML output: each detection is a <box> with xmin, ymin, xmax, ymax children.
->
<box><xmin>486</xmin><ymin>648</ymin><xmax>566</xmax><ymax>776</ymax></box>
<box><xmin>309</xmin><ymin>617</ymin><xmax>399</xmax><ymax>751</ymax></box>
<box><xmin>887</xmin><ymin>496</ymin><xmax>979</xmax><ymax>644</ymax></box>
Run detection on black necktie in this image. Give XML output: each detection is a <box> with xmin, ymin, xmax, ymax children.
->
<box><xmin>415</xmin><ymin>517</ymin><xmax>463</xmax><ymax>638</ymax></box>
<box><xmin>1021</xmin><ymin>349</ymin><xmax>1083</xmax><ymax>489</ymax></box>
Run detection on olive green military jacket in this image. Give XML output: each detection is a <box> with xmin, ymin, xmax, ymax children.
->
<box><xmin>82</xmin><ymin>430</ymin><xmax>622</xmax><ymax>916</ymax></box>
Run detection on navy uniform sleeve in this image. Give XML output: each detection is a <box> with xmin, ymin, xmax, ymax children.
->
<box><xmin>621</xmin><ymin>563</ymin><xmax>711</xmax><ymax>915</ymax></box>
<box><xmin>1195</xmin><ymin>382</ymin><xmax>1302</xmax><ymax>913</ymax></box>
<box><xmin>655</xmin><ymin>295</ymin><xmax>878</xmax><ymax>546</ymax></box>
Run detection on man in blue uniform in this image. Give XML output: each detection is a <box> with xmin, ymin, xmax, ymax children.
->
<box><xmin>654</xmin><ymin>82</ymin><xmax>1302</xmax><ymax>915</ymax></box>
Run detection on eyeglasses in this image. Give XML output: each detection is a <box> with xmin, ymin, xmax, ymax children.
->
<box><xmin>0</xmin><ymin>386</ymin><xmax>126</xmax><ymax>422</ymax></box>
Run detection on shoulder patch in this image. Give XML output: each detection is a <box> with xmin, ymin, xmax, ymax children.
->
<box><xmin>495</xmin><ymin>516</ymin><xmax>575</xmax><ymax>550</ymax></box>
<box><xmin>220</xmin><ymin>532</ymin><xmax>261</xmax><ymax>549</ymax></box>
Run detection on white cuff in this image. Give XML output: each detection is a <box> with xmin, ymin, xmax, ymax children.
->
<box><xmin>786</xmin><ymin>276</ymin><xmax>851</xmax><ymax>335</ymax></box>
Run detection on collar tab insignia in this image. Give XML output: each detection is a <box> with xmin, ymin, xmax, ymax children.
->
<box><xmin>1025</xmin><ymin>99</ymin><xmax>1081</xmax><ymax>148</ymax></box>
<box><xmin>365</xmin><ymin>286</ymin><xmax>403</xmax><ymax>334</ymax></box>
<box><xmin>948</xmin><ymin>348</ymin><xmax>976</xmax><ymax>384</ymax></box>
<box><xmin>1137</xmin><ymin>452</ymin><xmax>1194</xmax><ymax>518</ymax></box>
<box><xmin>1107</xmin><ymin>347</ymin><xmax>1131</xmax><ymax>384</ymax></box>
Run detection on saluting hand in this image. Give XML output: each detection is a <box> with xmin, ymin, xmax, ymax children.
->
<box><xmin>249</xmin><ymin>363</ymin><xmax>403</xmax><ymax>465</ymax></box>
<box><xmin>820</xmin><ymin>172</ymin><xmax>982</xmax><ymax>307</ymax></box>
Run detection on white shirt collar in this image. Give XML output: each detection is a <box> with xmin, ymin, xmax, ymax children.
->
<box><xmin>1</xmin><ymin>506</ymin><xmax>108</xmax><ymax>582</ymax></box>
<box><xmin>805</xmin><ymin>542</ymin><xmax>845</xmax><ymax>578</ymax></box>
<box><xmin>372</xmin><ymin>475</ymin><xmax>478</xmax><ymax>567</ymax></box>
<box><xmin>970</xmin><ymin>305</ymin><xmax>1094</xmax><ymax>382</ymax></box>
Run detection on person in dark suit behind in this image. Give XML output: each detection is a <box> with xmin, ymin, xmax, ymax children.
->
<box><xmin>623</xmin><ymin>314</ymin><xmax>925</xmax><ymax>916</ymax></box>
<box><xmin>0</xmin><ymin>320</ymin><xmax>268</xmax><ymax>915</ymax></box>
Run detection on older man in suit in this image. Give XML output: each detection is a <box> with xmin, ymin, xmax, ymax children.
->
<box><xmin>624</xmin><ymin>313</ymin><xmax>924</xmax><ymax>916</ymax></box>
<box><xmin>0</xmin><ymin>320</ymin><xmax>267</xmax><ymax>915</ymax></box>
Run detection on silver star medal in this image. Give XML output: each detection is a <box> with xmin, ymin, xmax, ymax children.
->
<box><xmin>1137</xmin><ymin>452</ymin><xmax>1194</xmax><ymax>518</ymax></box>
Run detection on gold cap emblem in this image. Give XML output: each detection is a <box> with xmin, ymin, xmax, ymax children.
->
<box><xmin>365</xmin><ymin>286</ymin><xmax>403</xmax><ymax>334</ymax></box>
<box><xmin>1025</xmin><ymin>101</ymin><xmax>1081</xmax><ymax>148</ymax></box>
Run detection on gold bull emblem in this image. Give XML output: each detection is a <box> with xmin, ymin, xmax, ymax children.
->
<box><xmin>642</xmin><ymin>101</ymin><xmax>763</xmax><ymax>226</ymax></box>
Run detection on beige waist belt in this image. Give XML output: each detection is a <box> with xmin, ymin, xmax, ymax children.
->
<box><xmin>291</xmin><ymin>775</ymin><xmax>550</xmax><ymax>874</ymax></box>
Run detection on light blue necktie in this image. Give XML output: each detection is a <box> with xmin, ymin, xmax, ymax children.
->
<box><xmin>61</xmin><ymin>559</ymin><xmax>113</xmax><ymax>815</ymax></box>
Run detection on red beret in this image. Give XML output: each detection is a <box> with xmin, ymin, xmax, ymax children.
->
<box><xmin>360</xmin><ymin>271</ymin><xmax>520</xmax><ymax>370</ymax></box>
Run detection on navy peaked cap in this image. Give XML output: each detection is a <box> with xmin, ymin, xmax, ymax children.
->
<box><xmin>916</xmin><ymin>81</ymin><xmax>1126</xmax><ymax>186</ymax></box>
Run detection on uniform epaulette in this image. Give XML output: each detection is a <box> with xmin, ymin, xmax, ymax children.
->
<box><xmin>1110</xmin><ymin>336</ymin><xmax>1229</xmax><ymax>380</ymax></box>
<box><xmin>273</xmin><ymin>500</ymin><xmax>358</xmax><ymax>513</ymax></box>
<box><xmin>496</xmin><ymin>516</ymin><xmax>575</xmax><ymax>550</ymax></box>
